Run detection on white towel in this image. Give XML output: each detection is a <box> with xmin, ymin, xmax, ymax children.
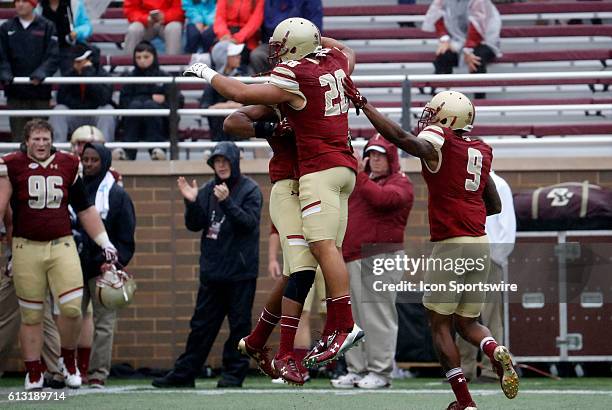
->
<box><xmin>96</xmin><ymin>171</ymin><xmax>115</xmax><ymax>220</ymax></box>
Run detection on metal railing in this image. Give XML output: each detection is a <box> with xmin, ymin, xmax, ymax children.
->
<box><xmin>2</xmin><ymin>71</ymin><xmax>611</xmax><ymax>159</ymax></box>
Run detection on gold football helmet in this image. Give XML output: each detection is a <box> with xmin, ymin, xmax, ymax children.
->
<box><xmin>96</xmin><ymin>263</ymin><xmax>136</xmax><ymax>310</ymax></box>
<box><xmin>269</xmin><ymin>17</ymin><xmax>321</xmax><ymax>64</ymax></box>
<box><xmin>70</xmin><ymin>125</ymin><xmax>105</xmax><ymax>145</ymax></box>
<box><xmin>418</xmin><ymin>91</ymin><xmax>475</xmax><ymax>133</ymax></box>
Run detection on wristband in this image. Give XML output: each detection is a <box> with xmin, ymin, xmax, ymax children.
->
<box><xmin>93</xmin><ymin>232</ymin><xmax>113</xmax><ymax>249</ymax></box>
<box><xmin>201</xmin><ymin>66</ymin><xmax>219</xmax><ymax>83</ymax></box>
<box><xmin>253</xmin><ymin>121</ymin><xmax>277</xmax><ymax>139</ymax></box>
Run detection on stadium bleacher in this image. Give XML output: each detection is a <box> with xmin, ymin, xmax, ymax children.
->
<box><xmin>0</xmin><ymin>0</ymin><xmax>610</xmax><ymax>150</ymax></box>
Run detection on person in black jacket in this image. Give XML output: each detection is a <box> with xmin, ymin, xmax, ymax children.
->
<box><xmin>153</xmin><ymin>141</ymin><xmax>263</xmax><ymax>389</ymax></box>
<box><xmin>74</xmin><ymin>143</ymin><xmax>136</xmax><ymax>388</ymax></box>
<box><xmin>0</xmin><ymin>0</ymin><xmax>59</xmax><ymax>141</ymax></box>
<box><xmin>49</xmin><ymin>44</ymin><xmax>116</xmax><ymax>142</ymax></box>
<box><xmin>118</xmin><ymin>40</ymin><xmax>171</xmax><ymax>161</ymax></box>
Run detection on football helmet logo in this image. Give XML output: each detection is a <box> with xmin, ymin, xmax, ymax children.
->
<box><xmin>96</xmin><ymin>263</ymin><xmax>136</xmax><ymax>310</ymax></box>
<box><xmin>269</xmin><ymin>17</ymin><xmax>321</xmax><ymax>65</ymax></box>
<box><xmin>417</xmin><ymin>91</ymin><xmax>475</xmax><ymax>134</ymax></box>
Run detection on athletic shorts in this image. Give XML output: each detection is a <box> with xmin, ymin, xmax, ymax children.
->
<box><xmin>298</xmin><ymin>167</ymin><xmax>356</xmax><ymax>247</ymax></box>
<box><xmin>422</xmin><ymin>235</ymin><xmax>491</xmax><ymax>318</ymax></box>
<box><xmin>12</xmin><ymin>236</ymin><xmax>83</xmax><ymax>314</ymax></box>
<box><xmin>269</xmin><ymin>179</ymin><xmax>317</xmax><ymax>277</ymax></box>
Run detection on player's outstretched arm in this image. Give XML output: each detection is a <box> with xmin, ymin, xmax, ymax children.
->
<box><xmin>321</xmin><ymin>36</ymin><xmax>356</xmax><ymax>74</ymax></box>
<box><xmin>223</xmin><ymin>105</ymin><xmax>278</xmax><ymax>139</ymax></box>
<box><xmin>342</xmin><ymin>77</ymin><xmax>437</xmax><ymax>161</ymax></box>
<box><xmin>183</xmin><ymin>63</ymin><xmax>302</xmax><ymax>107</ymax></box>
<box><xmin>483</xmin><ymin>174</ymin><xmax>502</xmax><ymax>216</ymax></box>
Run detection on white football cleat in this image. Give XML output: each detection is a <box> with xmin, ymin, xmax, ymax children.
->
<box><xmin>24</xmin><ymin>372</ymin><xmax>43</xmax><ymax>391</ymax></box>
<box><xmin>59</xmin><ymin>357</ymin><xmax>82</xmax><ymax>389</ymax></box>
<box><xmin>182</xmin><ymin>63</ymin><xmax>210</xmax><ymax>78</ymax></box>
<box><xmin>330</xmin><ymin>372</ymin><xmax>362</xmax><ymax>389</ymax></box>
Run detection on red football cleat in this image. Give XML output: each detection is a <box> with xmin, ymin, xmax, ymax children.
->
<box><xmin>491</xmin><ymin>345</ymin><xmax>520</xmax><ymax>399</ymax></box>
<box><xmin>304</xmin><ymin>324</ymin><xmax>364</xmax><ymax>368</ymax></box>
<box><xmin>447</xmin><ymin>401</ymin><xmax>477</xmax><ymax>410</ymax></box>
<box><xmin>238</xmin><ymin>337</ymin><xmax>278</xmax><ymax>379</ymax></box>
<box><xmin>273</xmin><ymin>353</ymin><xmax>305</xmax><ymax>386</ymax></box>
<box><xmin>302</xmin><ymin>337</ymin><xmax>327</xmax><ymax>368</ymax></box>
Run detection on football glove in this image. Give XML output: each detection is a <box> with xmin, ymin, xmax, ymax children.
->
<box><xmin>182</xmin><ymin>63</ymin><xmax>218</xmax><ymax>83</ymax></box>
<box><xmin>342</xmin><ymin>76</ymin><xmax>368</xmax><ymax>116</ymax></box>
<box><xmin>103</xmin><ymin>245</ymin><xmax>118</xmax><ymax>264</ymax></box>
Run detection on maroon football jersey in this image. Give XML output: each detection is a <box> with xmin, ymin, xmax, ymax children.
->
<box><xmin>267</xmin><ymin>131</ymin><xmax>299</xmax><ymax>183</ymax></box>
<box><xmin>4</xmin><ymin>151</ymin><xmax>80</xmax><ymax>241</ymax></box>
<box><xmin>420</xmin><ymin>126</ymin><xmax>493</xmax><ymax>242</ymax></box>
<box><xmin>270</xmin><ymin>47</ymin><xmax>357</xmax><ymax>177</ymax></box>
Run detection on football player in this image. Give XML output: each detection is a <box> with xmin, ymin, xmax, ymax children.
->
<box><xmin>224</xmin><ymin>106</ymin><xmax>317</xmax><ymax>385</ymax></box>
<box><xmin>184</xmin><ymin>18</ymin><xmax>363</xmax><ymax>368</ymax></box>
<box><xmin>342</xmin><ymin>78</ymin><xmax>519</xmax><ymax>410</ymax></box>
<box><xmin>0</xmin><ymin>119</ymin><xmax>118</xmax><ymax>391</ymax></box>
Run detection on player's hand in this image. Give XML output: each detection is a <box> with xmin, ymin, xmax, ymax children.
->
<box><xmin>464</xmin><ymin>50</ymin><xmax>482</xmax><ymax>72</ymax></box>
<box><xmin>275</xmin><ymin>118</ymin><xmax>293</xmax><ymax>137</ymax></box>
<box><xmin>103</xmin><ymin>244</ymin><xmax>118</xmax><ymax>264</ymax></box>
<box><xmin>436</xmin><ymin>40</ymin><xmax>452</xmax><ymax>56</ymax></box>
<box><xmin>268</xmin><ymin>259</ymin><xmax>282</xmax><ymax>279</ymax></box>
<box><xmin>177</xmin><ymin>176</ymin><xmax>198</xmax><ymax>202</ymax></box>
<box><xmin>183</xmin><ymin>62</ymin><xmax>210</xmax><ymax>78</ymax></box>
<box><xmin>342</xmin><ymin>76</ymin><xmax>367</xmax><ymax>116</ymax></box>
<box><xmin>213</xmin><ymin>183</ymin><xmax>230</xmax><ymax>202</ymax></box>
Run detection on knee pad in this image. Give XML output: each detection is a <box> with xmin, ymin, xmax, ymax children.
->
<box><xmin>284</xmin><ymin>270</ymin><xmax>316</xmax><ymax>304</ymax></box>
<box><xmin>58</xmin><ymin>297</ymin><xmax>82</xmax><ymax>319</ymax></box>
<box><xmin>19</xmin><ymin>304</ymin><xmax>44</xmax><ymax>325</ymax></box>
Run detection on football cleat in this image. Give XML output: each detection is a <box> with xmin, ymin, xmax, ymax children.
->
<box><xmin>447</xmin><ymin>401</ymin><xmax>477</xmax><ymax>410</ymax></box>
<box><xmin>24</xmin><ymin>372</ymin><xmax>43</xmax><ymax>391</ymax></box>
<box><xmin>302</xmin><ymin>337</ymin><xmax>327</xmax><ymax>367</ymax></box>
<box><xmin>59</xmin><ymin>357</ymin><xmax>81</xmax><ymax>389</ymax></box>
<box><xmin>492</xmin><ymin>345</ymin><xmax>520</xmax><ymax>399</ymax></box>
<box><xmin>356</xmin><ymin>372</ymin><xmax>391</xmax><ymax>389</ymax></box>
<box><xmin>305</xmin><ymin>324</ymin><xmax>365</xmax><ymax>368</ymax></box>
<box><xmin>238</xmin><ymin>337</ymin><xmax>278</xmax><ymax>379</ymax></box>
<box><xmin>272</xmin><ymin>354</ymin><xmax>305</xmax><ymax>386</ymax></box>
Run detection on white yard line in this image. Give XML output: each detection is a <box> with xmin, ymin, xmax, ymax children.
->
<box><xmin>1</xmin><ymin>385</ymin><xmax>612</xmax><ymax>403</ymax></box>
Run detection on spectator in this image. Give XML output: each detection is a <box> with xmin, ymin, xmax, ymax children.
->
<box><xmin>75</xmin><ymin>143</ymin><xmax>136</xmax><ymax>389</ymax></box>
<box><xmin>0</xmin><ymin>0</ymin><xmax>59</xmax><ymax>142</ymax></box>
<box><xmin>37</xmin><ymin>0</ymin><xmax>93</xmax><ymax>75</ymax></box>
<box><xmin>49</xmin><ymin>44</ymin><xmax>116</xmax><ymax>143</ymax></box>
<box><xmin>422</xmin><ymin>0</ymin><xmax>501</xmax><ymax>85</ymax></box>
<box><xmin>456</xmin><ymin>170</ymin><xmax>515</xmax><ymax>382</ymax></box>
<box><xmin>249</xmin><ymin>0</ymin><xmax>322</xmax><ymax>74</ymax></box>
<box><xmin>119</xmin><ymin>41</ymin><xmax>172</xmax><ymax>161</ymax></box>
<box><xmin>182</xmin><ymin>0</ymin><xmax>217</xmax><ymax>53</ymax></box>
<box><xmin>123</xmin><ymin>0</ymin><xmax>184</xmax><ymax>56</ymax></box>
<box><xmin>331</xmin><ymin>135</ymin><xmax>414</xmax><ymax>389</ymax></box>
<box><xmin>200</xmin><ymin>42</ymin><xmax>250</xmax><ymax>141</ymax></box>
<box><xmin>153</xmin><ymin>141</ymin><xmax>263</xmax><ymax>389</ymax></box>
<box><xmin>210</xmin><ymin>0</ymin><xmax>264</xmax><ymax>71</ymax></box>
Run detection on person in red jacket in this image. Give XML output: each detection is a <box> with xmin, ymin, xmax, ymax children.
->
<box><xmin>331</xmin><ymin>134</ymin><xmax>414</xmax><ymax>389</ymax></box>
<box><xmin>210</xmin><ymin>0</ymin><xmax>264</xmax><ymax>69</ymax></box>
<box><xmin>123</xmin><ymin>0</ymin><xmax>184</xmax><ymax>55</ymax></box>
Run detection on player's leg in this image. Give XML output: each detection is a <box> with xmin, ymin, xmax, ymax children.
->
<box><xmin>47</xmin><ymin>236</ymin><xmax>84</xmax><ymax>388</ymax></box>
<box><xmin>12</xmin><ymin>238</ymin><xmax>48</xmax><ymax>390</ymax></box>
<box><xmin>428</xmin><ymin>310</ymin><xmax>476</xmax><ymax>410</ymax></box>
<box><xmin>300</xmin><ymin>167</ymin><xmax>362</xmax><ymax>367</ymax></box>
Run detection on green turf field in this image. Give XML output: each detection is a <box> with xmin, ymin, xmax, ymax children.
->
<box><xmin>1</xmin><ymin>376</ymin><xmax>610</xmax><ymax>409</ymax></box>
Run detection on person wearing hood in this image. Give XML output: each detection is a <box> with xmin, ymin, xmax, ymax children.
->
<box><xmin>119</xmin><ymin>41</ymin><xmax>172</xmax><ymax>161</ymax></box>
<box><xmin>153</xmin><ymin>141</ymin><xmax>262</xmax><ymax>389</ymax></box>
<box><xmin>332</xmin><ymin>134</ymin><xmax>414</xmax><ymax>389</ymax></box>
<box><xmin>49</xmin><ymin>44</ymin><xmax>116</xmax><ymax>143</ymax></box>
<box><xmin>74</xmin><ymin>143</ymin><xmax>136</xmax><ymax>388</ymax></box>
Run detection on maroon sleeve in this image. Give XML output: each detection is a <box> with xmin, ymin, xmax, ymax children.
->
<box><xmin>435</xmin><ymin>18</ymin><xmax>448</xmax><ymax>37</ymax></box>
<box><xmin>357</xmin><ymin>172</ymin><xmax>414</xmax><ymax>210</ymax></box>
<box><xmin>465</xmin><ymin>23</ymin><xmax>483</xmax><ymax>48</ymax></box>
